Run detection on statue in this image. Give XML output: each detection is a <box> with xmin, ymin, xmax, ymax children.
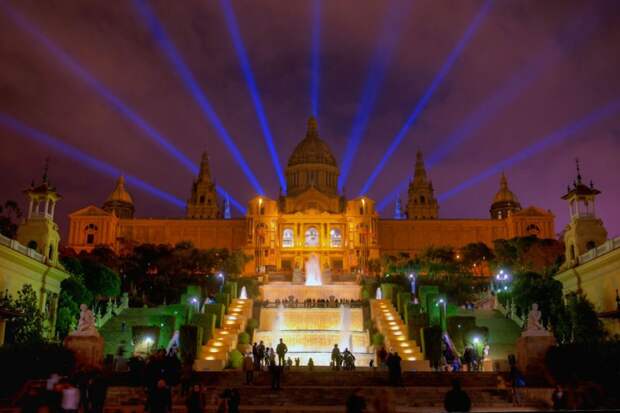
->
<box><xmin>525</xmin><ymin>303</ymin><xmax>546</xmax><ymax>333</ymax></box>
<box><xmin>71</xmin><ymin>304</ymin><xmax>99</xmax><ymax>337</ymax></box>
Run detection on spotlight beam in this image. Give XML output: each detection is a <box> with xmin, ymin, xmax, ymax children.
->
<box><xmin>0</xmin><ymin>1</ymin><xmax>198</xmax><ymax>175</ymax></box>
<box><xmin>337</xmin><ymin>0</ymin><xmax>414</xmax><ymax>192</ymax></box>
<box><xmin>132</xmin><ymin>0</ymin><xmax>265</xmax><ymax>195</ymax></box>
<box><xmin>357</xmin><ymin>0</ymin><xmax>493</xmax><ymax>195</ymax></box>
<box><xmin>437</xmin><ymin>98</ymin><xmax>620</xmax><ymax>202</ymax></box>
<box><xmin>0</xmin><ymin>113</ymin><xmax>248</xmax><ymax>215</ymax></box>
<box><xmin>377</xmin><ymin>98</ymin><xmax>620</xmax><ymax>211</ymax></box>
<box><xmin>0</xmin><ymin>113</ymin><xmax>184</xmax><ymax>208</ymax></box>
<box><xmin>218</xmin><ymin>0</ymin><xmax>286</xmax><ymax>191</ymax></box>
<box><xmin>310</xmin><ymin>0</ymin><xmax>321</xmax><ymax>117</ymax></box>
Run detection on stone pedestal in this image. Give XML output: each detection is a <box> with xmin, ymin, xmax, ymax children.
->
<box><xmin>516</xmin><ymin>332</ymin><xmax>556</xmax><ymax>377</ymax></box>
<box><xmin>64</xmin><ymin>335</ymin><xmax>104</xmax><ymax>369</ymax></box>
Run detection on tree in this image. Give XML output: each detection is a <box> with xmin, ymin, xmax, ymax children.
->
<box><xmin>494</xmin><ymin>236</ymin><xmax>564</xmax><ymax>274</ymax></box>
<box><xmin>511</xmin><ymin>271</ymin><xmax>566</xmax><ymax>340</ymax></box>
<box><xmin>460</xmin><ymin>242</ymin><xmax>494</xmax><ymax>274</ymax></box>
<box><xmin>564</xmin><ymin>292</ymin><xmax>607</xmax><ymax>344</ymax></box>
<box><xmin>0</xmin><ymin>285</ymin><xmax>45</xmax><ymax>344</ymax></box>
<box><xmin>81</xmin><ymin>259</ymin><xmax>121</xmax><ymax>299</ymax></box>
<box><xmin>0</xmin><ymin>200</ymin><xmax>22</xmax><ymax>239</ymax></box>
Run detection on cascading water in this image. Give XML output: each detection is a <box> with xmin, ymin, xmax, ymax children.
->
<box><xmin>304</xmin><ymin>253</ymin><xmax>322</xmax><ymax>286</ymax></box>
<box><xmin>273</xmin><ymin>303</ymin><xmax>285</xmax><ymax>341</ymax></box>
<box><xmin>239</xmin><ymin>286</ymin><xmax>248</xmax><ymax>299</ymax></box>
<box><xmin>375</xmin><ymin>287</ymin><xmax>383</xmax><ymax>299</ymax></box>
<box><xmin>339</xmin><ymin>304</ymin><xmax>352</xmax><ymax>350</ymax></box>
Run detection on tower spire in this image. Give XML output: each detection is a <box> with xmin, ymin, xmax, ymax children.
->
<box><xmin>306</xmin><ymin>116</ymin><xmax>319</xmax><ymax>139</ymax></box>
<box><xmin>199</xmin><ymin>151</ymin><xmax>212</xmax><ymax>181</ymax></box>
<box><xmin>575</xmin><ymin>157</ymin><xmax>582</xmax><ymax>184</ymax></box>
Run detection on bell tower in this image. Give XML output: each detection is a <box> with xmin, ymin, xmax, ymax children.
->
<box><xmin>16</xmin><ymin>160</ymin><xmax>62</xmax><ymax>265</ymax></box>
<box><xmin>406</xmin><ymin>150</ymin><xmax>439</xmax><ymax>219</ymax></box>
<box><xmin>187</xmin><ymin>151</ymin><xmax>220</xmax><ymax>219</ymax></box>
<box><xmin>561</xmin><ymin>159</ymin><xmax>607</xmax><ymax>268</ymax></box>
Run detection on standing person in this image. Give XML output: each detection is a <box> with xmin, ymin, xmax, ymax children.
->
<box><xmin>228</xmin><ymin>389</ymin><xmax>240</xmax><ymax>413</ymax></box>
<box><xmin>552</xmin><ymin>385</ymin><xmax>567</xmax><ymax>410</ymax></box>
<box><xmin>185</xmin><ymin>384</ymin><xmax>205</xmax><ymax>413</ymax></box>
<box><xmin>444</xmin><ymin>379</ymin><xmax>471</xmax><ymax>412</ymax></box>
<box><xmin>252</xmin><ymin>342</ymin><xmax>259</xmax><ymax>369</ymax></box>
<box><xmin>243</xmin><ymin>352</ymin><xmax>254</xmax><ymax>385</ymax></box>
<box><xmin>269</xmin><ymin>359</ymin><xmax>282</xmax><ymax>390</ymax></box>
<box><xmin>89</xmin><ymin>374</ymin><xmax>108</xmax><ymax>413</ymax></box>
<box><xmin>331</xmin><ymin>344</ymin><xmax>341</xmax><ymax>370</ymax></box>
<box><xmin>60</xmin><ymin>381</ymin><xmax>80</xmax><ymax>413</ymax></box>
<box><xmin>258</xmin><ymin>341</ymin><xmax>266</xmax><ymax>367</ymax></box>
<box><xmin>346</xmin><ymin>388</ymin><xmax>366</xmax><ymax>413</ymax></box>
<box><xmin>463</xmin><ymin>346</ymin><xmax>473</xmax><ymax>372</ymax></box>
<box><xmin>378</xmin><ymin>346</ymin><xmax>388</xmax><ymax>369</ymax></box>
<box><xmin>509</xmin><ymin>363</ymin><xmax>524</xmax><ymax>406</ymax></box>
<box><xmin>276</xmin><ymin>339</ymin><xmax>288</xmax><ymax>366</ymax></box>
<box><xmin>149</xmin><ymin>379</ymin><xmax>172</xmax><ymax>413</ymax></box>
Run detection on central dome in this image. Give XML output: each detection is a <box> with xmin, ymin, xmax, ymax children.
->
<box><xmin>285</xmin><ymin>117</ymin><xmax>340</xmax><ymax>198</ymax></box>
<box><xmin>287</xmin><ymin>117</ymin><xmax>337</xmax><ymax>168</ymax></box>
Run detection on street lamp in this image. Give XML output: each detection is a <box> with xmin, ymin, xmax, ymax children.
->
<box><xmin>408</xmin><ymin>272</ymin><xmax>417</xmax><ymax>296</ymax></box>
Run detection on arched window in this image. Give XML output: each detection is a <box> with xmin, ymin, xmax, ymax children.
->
<box><xmin>84</xmin><ymin>224</ymin><xmax>98</xmax><ymax>245</ymax></box>
<box><xmin>27</xmin><ymin>240</ymin><xmax>38</xmax><ymax>250</ymax></box>
<box><xmin>330</xmin><ymin>228</ymin><xmax>342</xmax><ymax>247</ymax></box>
<box><xmin>282</xmin><ymin>228</ymin><xmax>294</xmax><ymax>248</ymax></box>
<box><xmin>526</xmin><ymin>224</ymin><xmax>541</xmax><ymax>236</ymax></box>
<box><xmin>420</xmin><ymin>196</ymin><xmax>426</xmax><ymax>204</ymax></box>
<box><xmin>199</xmin><ymin>195</ymin><xmax>205</xmax><ymax>204</ymax></box>
<box><xmin>586</xmin><ymin>240</ymin><xmax>596</xmax><ymax>251</ymax></box>
<box><xmin>304</xmin><ymin>227</ymin><xmax>319</xmax><ymax>247</ymax></box>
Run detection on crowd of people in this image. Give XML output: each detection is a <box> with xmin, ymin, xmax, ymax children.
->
<box><xmin>330</xmin><ymin>344</ymin><xmax>356</xmax><ymax>370</ymax></box>
<box><xmin>260</xmin><ymin>298</ymin><xmax>363</xmax><ymax>308</ymax></box>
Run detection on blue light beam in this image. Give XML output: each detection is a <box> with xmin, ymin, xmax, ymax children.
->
<box><xmin>0</xmin><ymin>113</ymin><xmax>248</xmax><ymax>215</ymax></box>
<box><xmin>310</xmin><ymin>0</ymin><xmax>321</xmax><ymax>117</ymax></box>
<box><xmin>218</xmin><ymin>0</ymin><xmax>286</xmax><ymax>191</ymax></box>
<box><xmin>437</xmin><ymin>98</ymin><xmax>620</xmax><ymax>202</ymax></box>
<box><xmin>0</xmin><ymin>113</ymin><xmax>185</xmax><ymax>208</ymax></box>
<box><xmin>0</xmin><ymin>0</ymin><xmax>198</xmax><ymax>175</ymax></box>
<box><xmin>337</xmin><ymin>0</ymin><xmax>415</xmax><ymax>192</ymax></box>
<box><xmin>132</xmin><ymin>0</ymin><xmax>265</xmax><ymax>195</ymax></box>
<box><xmin>357</xmin><ymin>0</ymin><xmax>494</xmax><ymax>196</ymax></box>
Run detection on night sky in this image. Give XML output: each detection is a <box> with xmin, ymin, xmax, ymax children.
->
<box><xmin>1</xmin><ymin>0</ymin><xmax>619</xmax><ymax>240</ymax></box>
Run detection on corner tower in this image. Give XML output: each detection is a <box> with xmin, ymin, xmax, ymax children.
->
<box><xmin>406</xmin><ymin>150</ymin><xmax>438</xmax><ymax>219</ymax></box>
<box><xmin>16</xmin><ymin>162</ymin><xmax>62</xmax><ymax>265</ymax></box>
<box><xmin>187</xmin><ymin>151</ymin><xmax>219</xmax><ymax>219</ymax></box>
<box><xmin>490</xmin><ymin>173</ymin><xmax>521</xmax><ymax>219</ymax></box>
<box><xmin>103</xmin><ymin>176</ymin><xmax>134</xmax><ymax>219</ymax></box>
<box><xmin>561</xmin><ymin>160</ymin><xmax>607</xmax><ymax>267</ymax></box>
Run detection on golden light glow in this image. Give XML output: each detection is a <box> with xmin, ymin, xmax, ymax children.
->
<box><xmin>396</xmin><ymin>336</ymin><xmax>406</xmax><ymax>341</ymax></box>
<box><xmin>408</xmin><ymin>357</ymin><xmax>417</xmax><ymax>361</ymax></box>
<box><xmin>205</xmin><ymin>356</ymin><xmax>215</xmax><ymax>361</ymax></box>
<box><xmin>403</xmin><ymin>349</ymin><xmax>413</xmax><ymax>354</ymax></box>
<box><xmin>213</xmin><ymin>341</ymin><xmax>223</xmax><ymax>347</ymax></box>
<box><xmin>208</xmin><ymin>348</ymin><xmax>219</xmax><ymax>353</ymax></box>
<box><xmin>393</xmin><ymin>331</ymin><xmax>402</xmax><ymax>336</ymax></box>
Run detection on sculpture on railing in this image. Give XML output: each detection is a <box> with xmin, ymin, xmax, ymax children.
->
<box><xmin>71</xmin><ymin>304</ymin><xmax>100</xmax><ymax>336</ymax></box>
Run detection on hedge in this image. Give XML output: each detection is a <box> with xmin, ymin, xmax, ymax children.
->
<box><xmin>179</xmin><ymin>324</ymin><xmax>202</xmax><ymax>362</ymax></box>
<box><xmin>223</xmin><ymin>281</ymin><xmax>238</xmax><ymax>301</ymax></box>
<box><xmin>190</xmin><ymin>313</ymin><xmax>217</xmax><ymax>344</ymax></box>
<box><xmin>421</xmin><ymin>325</ymin><xmax>442</xmax><ymax>368</ymax></box>
<box><xmin>203</xmin><ymin>303</ymin><xmax>226</xmax><ymax>328</ymax></box>
<box><xmin>418</xmin><ymin>285</ymin><xmax>439</xmax><ymax>313</ymax></box>
<box><xmin>228</xmin><ymin>349</ymin><xmax>244</xmax><ymax>369</ymax></box>
<box><xmin>215</xmin><ymin>292</ymin><xmax>231</xmax><ymax>310</ymax></box>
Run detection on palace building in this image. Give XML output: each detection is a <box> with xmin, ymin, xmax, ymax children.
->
<box><xmin>66</xmin><ymin>117</ymin><xmax>555</xmax><ymax>274</ymax></box>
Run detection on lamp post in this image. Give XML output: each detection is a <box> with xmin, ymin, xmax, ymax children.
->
<box><xmin>437</xmin><ymin>297</ymin><xmax>447</xmax><ymax>331</ymax></box>
<box><xmin>408</xmin><ymin>272</ymin><xmax>417</xmax><ymax>297</ymax></box>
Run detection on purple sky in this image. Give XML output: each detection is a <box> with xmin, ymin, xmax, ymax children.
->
<box><xmin>1</xmin><ymin>0</ymin><xmax>619</xmax><ymax>241</ymax></box>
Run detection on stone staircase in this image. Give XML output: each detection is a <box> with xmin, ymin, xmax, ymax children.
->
<box><xmin>194</xmin><ymin>299</ymin><xmax>253</xmax><ymax>371</ymax></box>
<box><xmin>102</xmin><ymin>371</ymin><xmax>550</xmax><ymax>412</ymax></box>
<box><xmin>370</xmin><ymin>299</ymin><xmax>428</xmax><ymax>371</ymax></box>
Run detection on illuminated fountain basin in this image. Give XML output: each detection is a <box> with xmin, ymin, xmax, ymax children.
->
<box><xmin>259</xmin><ymin>282</ymin><xmax>361</xmax><ymax>301</ymax></box>
<box><xmin>253</xmin><ymin>307</ymin><xmax>373</xmax><ymax>366</ymax></box>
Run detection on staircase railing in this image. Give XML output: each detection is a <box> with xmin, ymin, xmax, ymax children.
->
<box><xmin>96</xmin><ymin>293</ymin><xmax>129</xmax><ymax>328</ymax></box>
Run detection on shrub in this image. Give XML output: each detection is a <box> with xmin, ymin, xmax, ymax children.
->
<box><xmin>421</xmin><ymin>325</ymin><xmax>442</xmax><ymax>369</ymax></box>
<box><xmin>372</xmin><ymin>333</ymin><xmax>385</xmax><ymax>347</ymax></box>
<box><xmin>228</xmin><ymin>349</ymin><xmax>244</xmax><ymax>369</ymax></box>
<box><xmin>238</xmin><ymin>332</ymin><xmax>250</xmax><ymax>345</ymax></box>
<box><xmin>190</xmin><ymin>313</ymin><xmax>217</xmax><ymax>344</ymax></box>
<box><xmin>245</xmin><ymin>318</ymin><xmax>258</xmax><ymax>336</ymax></box>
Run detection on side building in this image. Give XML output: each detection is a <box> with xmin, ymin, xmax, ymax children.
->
<box><xmin>0</xmin><ymin>168</ymin><xmax>70</xmax><ymax>344</ymax></box>
<box><xmin>555</xmin><ymin>163</ymin><xmax>620</xmax><ymax>335</ymax></box>
<box><xmin>66</xmin><ymin>117</ymin><xmax>555</xmax><ymax>274</ymax></box>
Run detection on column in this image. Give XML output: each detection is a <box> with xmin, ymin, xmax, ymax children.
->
<box><xmin>50</xmin><ymin>201</ymin><xmax>56</xmax><ymax>219</ymax></box>
<box><xmin>44</xmin><ymin>199</ymin><xmax>50</xmax><ymax>218</ymax></box>
<box><xmin>27</xmin><ymin>199</ymin><xmax>33</xmax><ymax>219</ymax></box>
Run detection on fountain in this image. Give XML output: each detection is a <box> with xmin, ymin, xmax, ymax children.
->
<box><xmin>339</xmin><ymin>304</ymin><xmax>352</xmax><ymax>350</ymax></box>
<box><xmin>304</xmin><ymin>253</ymin><xmax>322</xmax><ymax>286</ymax></box>
<box><xmin>239</xmin><ymin>286</ymin><xmax>248</xmax><ymax>299</ymax></box>
<box><xmin>376</xmin><ymin>287</ymin><xmax>383</xmax><ymax>299</ymax></box>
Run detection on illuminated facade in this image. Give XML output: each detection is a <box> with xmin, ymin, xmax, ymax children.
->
<box><xmin>67</xmin><ymin>117</ymin><xmax>555</xmax><ymax>274</ymax></box>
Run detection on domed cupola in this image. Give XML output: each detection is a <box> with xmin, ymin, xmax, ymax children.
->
<box><xmin>103</xmin><ymin>176</ymin><xmax>135</xmax><ymax>219</ymax></box>
<box><xmin>285</xmin><ymin>117</ymin><xmax>339</xmax><ymax>196</ymax></box>
<box><xmin>490</xmin><ymin>172</ymin><xmax>521</xmax><ymax>219</ymax></box>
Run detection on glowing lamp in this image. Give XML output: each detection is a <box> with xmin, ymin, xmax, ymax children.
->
<box><xmin>408</xmin><ymin>357</ymin><xmax>417</xmax><ymax>361</ymax></box>
<box><xmin>209</xmin><ymin>348</ymin><xmax>219</xmax><ymax>353</ymax></box>
<box><xmin>205</xmin><ymin>356</ymin><xmax>215</xmax><ymax>361</ymax></box>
